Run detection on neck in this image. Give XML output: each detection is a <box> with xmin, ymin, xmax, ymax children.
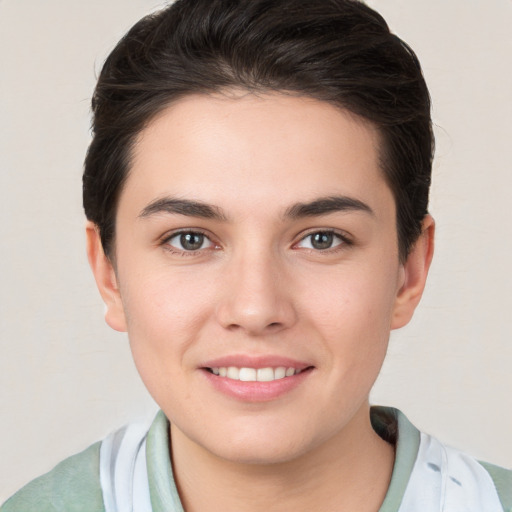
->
<box><xmin>170</xmin><ymin>404</ymin><xmax>395</xmax><ymax>512</ymax></box>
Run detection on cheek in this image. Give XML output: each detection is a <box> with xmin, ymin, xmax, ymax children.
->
<box><xmin>299</xmin><ymin>260</ymin><xmax>400</xmax><ymax>385</ymax></box>
<box><xmin>299</xmin><ymin>263</ymin><xmax>399</xmax><ymax>332</ymax></box>
<box><xmin>118</xmin><ymin>267</ymin><xmax>216</xmax><ymax>380</ymax></box>
<box><xmin>121</xmin><ymin>262</ymin><xmax>214</xmax><ymax>330</ymax></box>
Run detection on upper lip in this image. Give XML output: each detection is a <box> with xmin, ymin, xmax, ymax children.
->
<box><xmin>200</xmin><ymin>355</ymin><xmax>313</xmax><ymax>370</ymax></box>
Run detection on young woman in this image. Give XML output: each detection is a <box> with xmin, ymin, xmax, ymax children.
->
<box><xmin>3</xmin><ymin>1</ymin><xmax>510</xmax><ymax>510</ymax></box>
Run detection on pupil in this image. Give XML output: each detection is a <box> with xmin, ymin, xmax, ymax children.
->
<box><xmin>181</xmin><ymin>233</ymin><xmax>203</xmax><ymax>250</ymax></box>
<box><xmin>312</xmin><ymin>232</ymin><xmax>333</xmax><ymax>250</ymax></box>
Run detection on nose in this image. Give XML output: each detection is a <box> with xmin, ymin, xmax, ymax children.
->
<box><xmin>215</xmin><ymin>249</ymin><xmax>298</xmax><ymax>336</ymax></box>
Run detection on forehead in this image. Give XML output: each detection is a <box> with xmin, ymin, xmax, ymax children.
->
<box><xmin>123</xmin><ymin>92</ymin><xmax>392</xmax><ymax>219</ymax></box>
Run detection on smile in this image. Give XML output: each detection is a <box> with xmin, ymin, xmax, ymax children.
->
<box><xmin>202</xmin><ymin>360</ymin><xmax>314</xmax><ymax>401</ymax></box>
<box><xmin>208</xmin><ymin>366</ymin><xmax>302</xmax><ymax>382</ymax></box>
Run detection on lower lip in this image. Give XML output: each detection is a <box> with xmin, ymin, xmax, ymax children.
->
<box><xmin>201</xmin><ymin>368</ymin><xmax>313</xmax><ymax>402</ymax></box>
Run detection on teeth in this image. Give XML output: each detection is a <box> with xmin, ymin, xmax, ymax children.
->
<box><xmin>227</xmin><ymin>367</ymin><xmax>239</xmax><ymax>379</ymax></box>
<box><xmin>274</xmin><ymin>367</ymin><xmax>286</xmax><ymax>379</ymax></box>
<box><xmin>210</xmin><ymin>366</ymin><xmax>302</xmax><ymax>382</ymax></box>
<box><xmin>257</xmin><ymin>367</ymin><xmax>275</xmax><ymax>382</ymax></box>
<box><xmin>239</xmin><ymin>368</ymin><xmax>256</xmax><ymax>381</ymax></box>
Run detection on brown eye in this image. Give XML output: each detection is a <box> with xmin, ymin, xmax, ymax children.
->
<box><xmin>167</xmin><ymin>232</ymin><xmax>212</xmax><ymax>251</ymax></box>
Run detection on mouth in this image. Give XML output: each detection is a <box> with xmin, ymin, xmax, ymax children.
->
<box><xmin>200</xmin><ymin>356</ymin><xmax>314</xmax><ymax>401</ymax></box>
<box><xmin>204</xmin><ymin>366</ymin><xmax>310</xmax><ymax>382</ymax></box>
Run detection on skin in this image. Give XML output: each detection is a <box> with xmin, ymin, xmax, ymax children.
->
<box><xmin>87</xmin><ymin>92</ymin><xmax>434</xmax><ymax>511</ymax></box>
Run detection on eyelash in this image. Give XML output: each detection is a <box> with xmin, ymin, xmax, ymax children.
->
<box><xmin>161</xmin><ymin>229</ymin><xmax>218</xmax><ymax>256</ymax></box>
<box><xmin>293</xmin><ymin>229</ymin><xmax>353</xmax><ymax>253</ymax></box>
<box><xmin>160</xmin><ymin>229</ymin><xmax>353</xmax><ymax>256</ymax></box>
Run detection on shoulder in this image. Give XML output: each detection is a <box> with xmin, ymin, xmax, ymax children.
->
<box><xmin>1</xmin><ymin>442</ymin><xmax>105</xmax><ymax>512</ymax></box>
<box><xmin>372</xmin><ymin>406</ymin><xmax>512</xmax><ymax>512</ymax></box>
<box><xmin>411</xmin><ymin>425</ymin><xmax>512</xmax><ymax>512</ymax></box>
<box><xmin>478</xmin><ymin>460</ymin><xmax>512</xmax><ymax>512</ymax></box>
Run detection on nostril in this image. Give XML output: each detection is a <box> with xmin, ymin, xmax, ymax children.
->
<box><xmin>264</xmin><ymin>322</ymin><xmax>285</xmax><ymax>332</ymax></box>
<box><xmin>215</xmin><ymin>295</ymin><xmax>297</xmax><ymax>334</ymax></box>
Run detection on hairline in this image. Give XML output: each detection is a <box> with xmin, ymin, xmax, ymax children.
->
<box><xmin>103</xmin><ymin>88</ymin><xmax>413</xmax><ymax>264</ymax></box>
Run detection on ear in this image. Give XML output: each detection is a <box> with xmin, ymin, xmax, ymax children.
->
<box><xmin>86</xmin><ymin>221</ymin><xmax>127</xmax><ymax>332</ymax></box>
<box><xmin>391</xmin><ymin>215</ymin><xmax>435</xmax><ymax>330</ymax></box>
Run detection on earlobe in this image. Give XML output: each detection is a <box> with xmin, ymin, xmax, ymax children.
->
<box><xmin>391</xmin><ymin>215</ymin><xmax>435</xmax><ymax>330</ymax></box>
<box><xmin>85</xmin><ymin>221</ymin><xmax>127</xmax><ymax>332</ymax></box>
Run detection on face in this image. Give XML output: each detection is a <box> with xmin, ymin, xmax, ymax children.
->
<box><xmin>88</xmin><ymin>92</ymin><xmax>432</xmax><ymax>465</ymax></box>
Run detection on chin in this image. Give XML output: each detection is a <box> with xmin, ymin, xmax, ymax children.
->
<box><xmin>189</xmin><ymin>419</ymin><xmax>324</xmax><ymax>466</ymax></box>
<box><xmin>212</xmin><ymin>439</ymin><xmax>310</xmax><ymax>466</ymax></box>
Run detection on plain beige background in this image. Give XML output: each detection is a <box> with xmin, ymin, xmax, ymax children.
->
<box><xmin>1</xmin><ymin>0</ymin><xmax>511</xmax><ymax>501</ymax></box>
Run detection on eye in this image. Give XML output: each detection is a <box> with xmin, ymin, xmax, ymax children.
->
<box><xmin>165</xmin><ymin>231</ymin><xmax>214</xmax><ymax>252</ymax></box>
<box><xmin>296</xmin><ymin>230</ymin><xmax>346</xmax><ymax>250</ymax></box>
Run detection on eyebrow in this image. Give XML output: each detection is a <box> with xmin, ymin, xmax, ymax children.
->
<box><xmin>284</xmin><ymin>195</ymin><xmax>374</xmax><ymax>219</ymax></box>
<box><xmin>138</xmin><ymin>197</ymin><xmax>228</xmax><ymax>221</ymax></box>
<box><xmin>138</xmin><ymin>195</ymin><xmax>373</xmax><ymax>222</ymax></box>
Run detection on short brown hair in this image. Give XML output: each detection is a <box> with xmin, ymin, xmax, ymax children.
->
<box><xmin>83</xmin><ymin>0</ymin><xmax>433</xmax><ymax>261</ymax></box>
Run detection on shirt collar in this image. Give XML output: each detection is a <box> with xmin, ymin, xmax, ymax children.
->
<box><xmin>145</xmin><ymin>407</ymin><xmax>421</xmax><ymax>512</ymax></box>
